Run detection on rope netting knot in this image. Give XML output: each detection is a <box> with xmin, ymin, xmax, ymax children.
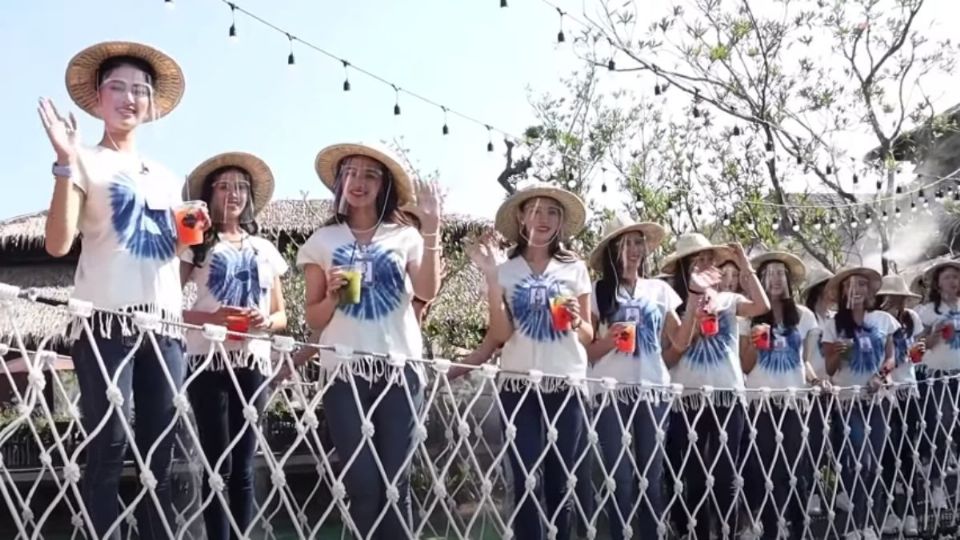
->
<box><xmin>2</xmin><ymin>287</ymin><xmax>960</xmax><ymax>539</ymax></box>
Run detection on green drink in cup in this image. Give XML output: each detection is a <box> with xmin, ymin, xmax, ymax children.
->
<box><xmin>337</xmin><ymin>264</ymin><xmax>363</xmax><ymax>305</ymax></box>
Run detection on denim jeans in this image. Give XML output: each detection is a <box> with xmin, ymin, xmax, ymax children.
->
<box><xmin>743</xmin><ymin>403</ymin><xmax>805</xmax><ymax>540</ymax></box>
<box><xmin>923</xmin><ymin>375</ymin><xmax>960</xmax><ymax>483</ymax></box>
<box><xmin>71</xmin><ymin>319</ymin><xmax>186</xmax><ymax>540</ymax></box>
<box><xmin>835</xmin><ymin>400</ymin><xmax>886</xmax><ymax>533</ymax></box>
<box><xmin>881</xmin><ymin>394</ymin><xmax>923</xmax><ymax>518</ymax></box>
<box><xmin>667</xmin><ymin>402</ymin><xmax>745</xmax><ymax>540</ymax></box>
<box><xmin>187</xmin><ymin>364</ymin><xmax>267</xmax><ymax>540</ymax></box>
<box><xmin>323</xmin><ymin>366</ymin><xmax>423</xmax><ymax>540</ymax></box>
<box><xmin>500</xmin><ymin>388</ymin><xmax>584</xmax><ymax>540</ymax></box>
<box><xmin>595</xmin><ymin>398</ymin><xmax>669</xmax><ymax>540</ymax></box>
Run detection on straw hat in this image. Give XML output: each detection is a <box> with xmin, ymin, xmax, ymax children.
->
<box><xmin>876</xmin><ymin>274</ymin><xmax>922</xmax><ymax>299</ymax></box>
<box><xmin>824</xmin><ymin>266</ymin><xmax>882</xmax><ymax>301</ymax></box>
<box><xmin>314</xmin><ymin>142</ymin><xmax>414</xmax><ymax>207</ymax></box>
<box><xmin>588</xmin><ymin>213</ymin><xmax>666</xmax><ymax>271</ymax></box>
<box><xmin>493</xmin><ymin>183</ymin><xmax>586</xmax><ymax>243</ymax></box>
<box><xmin>751</xmin><ymin>251</ymin><xmax>807</xmax><ymax>285</ymax></box>
<box><xmin>923</xmin><ymin>259</ymin><xmax>960</xmax><ymax>287</ymax></box>
<box><xmin>660</xmin><ymin>233</ymin><xmax>733</xmax><ymax>275</ymax></box>
<box><xmin>802</xmin><ymin>267</ymin><xmax>834</xmax><ymax>295</ymax></box>
<box><xmin>185</xmin><ymin>152</ymin><xmax>275</xmax><ymax>215</ymax></box>
<box><xmin>65</xmin><ymin>41</ymin><xmax>185</xmax><ymax>120</ymax></box>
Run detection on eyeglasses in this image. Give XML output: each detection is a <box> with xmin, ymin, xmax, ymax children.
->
<box><xmin>100</xmin><ymin>79</ymin><xmax>154</xmax><ymax>99</ymax></box>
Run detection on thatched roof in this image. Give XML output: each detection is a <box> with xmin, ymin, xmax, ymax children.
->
<box><xmin>864</xmin><ymin>103</ymin><xmax>960</xmax><ymax>164</ymax></box>
<box><xmin>0</xmin><ymin>264</ymin><xmax>75</xmax><ymax>350</ymax></box>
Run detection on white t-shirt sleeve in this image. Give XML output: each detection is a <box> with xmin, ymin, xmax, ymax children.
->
<box><xmin>879</xmin><ymin>311</ymin><xmax>901</xmax><ymax>335</ymax></box>
<box><xmin>70</xmin><ymin>146</ymin><xmax>95</xmax><ymax>194</ymax></box>
<box><xmin>573</xmin><ymin>261</ymin><xmax>592</xmax><ymax>297</ymax></box>
<box><xmin>662</xmin><ymin>282</ymin><xmax>682</xmax><ymax>313</ymax></box>
<box><xmin>822</xmin><ymin>318</ymin><xmax>839</xmax><ymax>343</ymax></box>
<box><xmin>916</xmin><ymin>303</ymin><xmax>938</xmax><ymax>329</ymax></box>
<box><xmin>264</xmin><ymin>242</ymin><xmax>290</xmax><ymax>278</ymax></box>
<box><xmin>296</xmin><ymin>230</ymin><xmax>328</xmax><ymax>268</ymax></box>
<box><xmin>797</xmin><ymin>306</ymin><xmax>819</xmax><ymax>339</ymax></box>
<box><xmin>909</xmin><ymin>309</ymin><xmax>925</xmax><ymax>339</ymax></box>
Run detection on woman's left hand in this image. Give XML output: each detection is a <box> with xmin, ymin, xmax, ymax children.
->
<box><xmin>246</xmin><ymin>308</ymin><xmax>269</xmax><ymax>330</ymax></box>
<box><xmin>563</xmin><ymin>297</ymin><xmax>582</xmax><ymax>328</ymax></box>
<box><xmin>401</xmin><ymin>179</ymin><xmax>443</xmax><ymax>233</ymax></box>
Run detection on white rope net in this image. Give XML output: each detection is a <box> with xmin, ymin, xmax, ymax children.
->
<box><xmin>1</xmin><ymin>284</ymin><xmax>959</xmax><ymax>539</ymax></box>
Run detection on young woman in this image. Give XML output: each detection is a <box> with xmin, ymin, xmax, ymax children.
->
<box><xmin>740</xmin><ymin>252</ymin><xmax>819</xmax><ymax>540</ymax></box>
<box><xmin>875</xmin><ymin>274</ymin><xmax>924</xmax><ymax>536</ymax></box>
<box><xmin>471</xmin><ymin>183</ymin><xmax>591</xmax><ymax>540</ymax></box>
<box><xmin>915</xmin><ymin>260</ymin><xmax>960</xmax><ymax>510</ymax></box>
<box><xmin>822</xmin><ymin>267</ymin><xmax>897</xmax><ymax>540</ymax></box>
<box><xmin>297</xmin><ymin>143</ymin><xmax>441</xmax><ymax>539</ymax></box>
<box><xmin>39</xmin><ymin>42</ymin><xmax>208</xmax><ymax>539</ymax></box>
<box><xmin>180</xmin><ymin>152</ymin><xmax>287</xmax><ymax>540</ymax></box>
<box><xmin>662</xmin><ymin>234</ymin><xmax>770</xmax><ymax>540</ymax></box>
<box><xmin>585</xmin><ymin>214</ymin><xmax>708</xmax><ymax>539</ymax></box>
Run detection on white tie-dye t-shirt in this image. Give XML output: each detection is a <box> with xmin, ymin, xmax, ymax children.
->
<box><xmin>806</xmin><ymin>312</ymin><xmax>834</xmax><ymax>381</ymax></box>
<box><xmin>297</xmin><ymin>223</ymin><xmax>424</xmax><ymax>381</ymax></box>
<box><xmin>497</xmin><ymin>256</ymin><xmax>592</xmax><ymax>382</ymax></box>
<box><xmin>670</xmin><ymin>291</ymin><xmax>746</xmax><ymax>394</ymax></box>
<box><xmin>745</xmin><ymin>305</ymin><xmax>818</xmax><ymax>391</ymax></box>
<box><xmin>916</xmin><ymin>301</ymin><xmax>960</xmax><ymax>373</ymax></box>
<box><xmin>69</xmin><ymin>145</ymin><xmax>184</xmax><ymax>337</ymax></box>
<box><xmin>822</xmin><ymin>310</ymin><xmax>899</xmax><ymax>390</ymax></box>
<box><xmin>890</xmin><ymin>309</ymin><xmax>924</xmax><ymax>384</ymax></box>
<box><xmin>182</xmin><ymin>235</ymin><xmax>289</xmax><ymax>374</ymax></box>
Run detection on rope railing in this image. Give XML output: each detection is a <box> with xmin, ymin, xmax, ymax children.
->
<box><xmin>2</xmin><ymin>285</ymin><xmax>960</xmax><ymax>539</ymax></box>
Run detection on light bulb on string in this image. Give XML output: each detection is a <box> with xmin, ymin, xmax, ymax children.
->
<box><xmin>486</xmin><ymin>125</ymin><xmax>494</xmax><ymax>152</ymax></box>
<box><xmin>765</xmin><ymin>141</ymin><xmax>775</xmax><ymax>161</ymax></box>
<box><xmin>722</xmin><ymin>213</ymin><xmax>731</xmax><ymax>226</ymax></box>
<box><xmin>772</xmin><ymin>217</ymin><xmax>780</xmax><ymax>230</ymax></box>
<box><xmin>227</xmin><ymin>2</ymin><xmax>238</xmax><ymax>42</ymax></box>
<box><xmin>342</xmin><ymin>61</ymin><xmax>351</xmax><ymax>91</ymax></box>
<box><xmin>747</xmin><ymin>218</ymin><xmax>756</xmax><ymax>231</ymax></box>
<box><xmin>501</xmin><ymin>0</ymin><xmax>507</xmax><ymax>6</ymax></box>
<box><xmin>732</xmin><ymin>126</ymin><xmax>741</xmax><ymax>137</ymax></box>
<box><xmin>954</xmin><ymin>191</ymin><xmax>960</xmax><ymax>202</ymax></box>
<box><xmin>911</xmin><ymin>200</ymin><xmax>917</xmax><ymax>212</ymax></box>
<box><xmin>829</xmin><ymin>217</ymin><xmax>838</xmax><ymax>230</ymax></box>
<box><xmin>826</xmin><ymin>164</ymin><xmax>833</xmax><ymax>175</ymax></box>
<box><xmin>654</xmin><ymin>82</ymin><xmax>662</xmax><ymax>96</ymax></box>
<box><xmin>813</xmin><ymin>219</ymin><xmax>822</xmax><ymax>231</ymax></box>
<box><xmin>875</xmin><ymin>180</ymin><xmax>882</xmax><ymax>191</ymax></box>
<box><xmin>936</xmin><ymin>190</ymin><xmax>944</xmax><ymax>203</ymax></box>
<box><xmin>601</xmin><ymin>182</ymin><xmax>608</xmax><ymax>193</ymax></box>
<box><xmin>865</xmin><ymin>212</ymin><xmax>873</xmax><ymax>225</ymax></box>
<box><xmin>286</xmin><ymin>34</ymin><xmax>296</xmax><ymax>67</ymax></box>
<box><xmin>556</xmin><ymin>8</ymin><xmax>566</xmax><ymax>43</ymax></box>
<box><xmin>791</xmin><ymin>219</ymin><xmax>800</xmax><ymax>232</ymax></box>
<box><xmin>392</xmin><ymin>85</ymin><xmax>401</xmax><ymax>116</ymax></box>
<box><xmin>634</xmin><ymin>198</ymin><xmax>644</xmax><ymax>209</ymax></box>
<box><xmin>796</xmin><ymin>154</ymin><xmax>803</xmax><ymax>166</ymax></box>
<box><xmin>881</xmin><ymin>210</ymin><xmax>889</xmax><ymax>222</ymax></box>
<box><xmin>607</xmin><ymin>58</ymin><xmax>616</xmax><ymax>71</ymax></box>
<box><xmin>895</xmin><ymin>206</ymin><xmax>901</xmax><ymax>218</ymax></box>
<box><xmin>696</xmin><ymin>206</ymin><xmax>703</xmax><ymax>216</ymax></box>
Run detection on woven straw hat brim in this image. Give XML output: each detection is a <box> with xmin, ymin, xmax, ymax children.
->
<box><xmin>588</xmin><ymin>222</ymin><xmax>666</xmax><ymax>271</ymax></box>
<box><xmin>494</xmin><ymin>187</ymin><xmax>586</xmax><ymax>243</ymax></box>
<box><xmin>876</xmin><ymin>283</ymin><xmax>922</xmax><ymax>299</ymax></box>
<box><xmin>314</xmin><ymin>143</ymin><xmax>413</xmax><ymax>207</ymax></box>
<box><xmin>924</xmin><ymin>260</ymin><xmax>960</xmax><ymax>286</ymax></box>
<box><xmin>825</xmin><ymin>267</ymin><xmax>882</xmax><ymax>300</ymax></box>
<box><xmin>65</xmin><ymin>41</ymin><xmax>184</xmax><ymax>120</ymax></box>
<box><xmin>185</xmin><ymin>152</ymin><xmax>274</xmax><ymax>215</ymax></box>
<box><xmin>660</xmin><ymin>244</ymin><xmax>733</xmax><ymax>275</ymax></box>
<box><xmin>751</xmin><ymin>252</ymin><xmax>808</xmax><ymax>285</ymax></box>
<box><xmin>802</xmin><ymin>268</ymin><xmax>835</xmax><ymax>294</ymax></box>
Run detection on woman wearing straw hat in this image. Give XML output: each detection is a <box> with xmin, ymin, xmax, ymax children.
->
<box><xmin>914</xmin><ymin>259</ymin><xmax>960</xmax><ymax>510</ymax></box>
<box><xmin>661</xmin><ymin>234</ymin><xmax>770</xmax><ymax>540</ymax></box>
<box><xmin>822</xmin><ymin>267</ymin><xmax>897</xmax><ymax>540</ymax></box>
<box><xmin>470</xmin><ymin>182</ymin><xmax>592</xmax><ymax>540</ymax></box>
<box><xmin>584</xmin><ymin>214</ymin><xmax>715</xmax><ymax>540</ymax></box>
<box><xmin>38</xmin><ymin>42</ymin><xmax>208</xmax><ymax>539</ymax></box>
<box><xmin>875</xmin><ymin>275</ymin><xmax>925</xmax><ymax>536</ymax></box>
<box><xmin>739</xmin><ymin>252</ymin><xmax>819</xmax><ymax>540</ymax></box>
<box><xmin>179</xmin><ymin>152</ymin><xmax>287</xmax><ymax>540</ymax></box>
<box><xmin>297</xmin><ymin>142</ymin><xmax>441</xmax><ymax>539</ymax></box>
<box><xmin>799</xmin><ymin>266</ymin><xmax>835</xmax><ymax>516</ymax></box>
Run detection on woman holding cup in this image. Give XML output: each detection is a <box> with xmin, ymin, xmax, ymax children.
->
<box><xmin>914</xmin><ymin>259</ymin><xmax>960</xmax><ymax>509</ymax></box>
<box><xmin>822</xmin><ymin>267</ymin><xmax>897</xmax><ymax>539</ymax></box>
<box><xmin>739</xmin><ymin>252</ymin><xmax>818</xmax><ymax>540</ymax></box>
<box><xmin>179</xmin><ymin>152</ymin><xmax>287</xmax><ymax>539</ymax></box>
<box><xmin>661</xmin><ymin>235</ymin><xmax>770</xmax><ymax>540</ymax></box>
<box><xmin>297</xmin><ymin>143</ymin><xmax>441</xmax><ymax>539</ymax></box>
<box><xmin>469</xmin><ymin>183</ymin><xmax>591</xmax><ymax>540</ymax></box>
<box><xmin>38</xmin><ymin>42</ymin><xmax>209</xmax><ymax>538</ymax></box>
<box><xmin>585</xmin><ymin>214</ymin><xmax>712</xmax><ymax>539</ymax></box>
<box><xmin>874</xmin><ymin>274</ymin><xmax>924</xmax><ymax>536</ymax></box>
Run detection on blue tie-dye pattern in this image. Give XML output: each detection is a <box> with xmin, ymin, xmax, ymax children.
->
<box><xmin>207</xmin><ymin>248</ymin><xmax>261</xmax><ymax>308</ymax></box>
<box><xmin>757</xmin><ymin>326</ymin><xmax>803</xmax><ymax>373</ymax></box>
<box><xmin>109</xmin><ymin>173</ymin><xmax>176</xmax><ymax>260</ymax></box>
<box><xmin>892</xmin><ymin>328</ymin><xmax>912</xmax><ymax>367</ymax></box>
<box><xmin>331</xmin><ymin>243</ymin><xmax>405</xmax><ymax>321</ymax></box>
<box><xmin>942</xmin><ymin>311</ymin><xmax>960</xmax><ymax>350</ymax></box>
<box><xmin>685</xmin><ymin>308</ymin><xmax>736</xmax><ymax>370</ymax></box>
<box><xmin>847</xmin><ymin>325</ymin><xmax>885</xmax><ymax>374</ymax></box>
<box><xmin>511</xmin><ymin>274</ymin><xmax>566</xmax><ymax>342</ymax></box>
<box><xmin>613</xmin><ymin>298</ymin><xmax>662</xmax><ymax>357</ymax></box>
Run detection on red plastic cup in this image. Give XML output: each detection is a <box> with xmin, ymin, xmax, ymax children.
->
<box><xmin>909</xmin><ymin>343</ymin><xmax>924</xmax><ymax>363</ymax></box>
<box><xmin>615</xmin><ymin>323</ymin><xmax>636</xmax><ymax>354</ymax></box>
<box><xmin>943</xmin><ymin>324</ymin><xmax>955</xmax><ymax>341</ymax></box>
<box><xmin>175</xmin><ymin>201</ymin><xmax>206</xmax><ymax>246</ymax></box>
<box><xmin>226</xmin><ymin>315</ymin><xmax>250</xmax><ymax>342</ymax></box>
<box><xmin>752</xmin><ymin>325</ymin><xmax>772</xmax><ymax>350</ymax></box>
<box><xmin>550</xmin><ymin>297</ymin><xmax>572</xmax><ymax>332</ymax></box>
<box><xmin>700</xmin><ymin>314</ymin><xmax>719</xmax><ymax>337</ymax></box>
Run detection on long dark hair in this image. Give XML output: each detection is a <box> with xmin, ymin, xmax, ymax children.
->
<box><xmin>876</xmin><ymin>295</ymin><xmax>915</xmax><ymax>336</ymax></box>
<box><xmin>324</xmin><ymin>157</ymin><xmax>412</xmax><ymax>228</ymax></box>
<box><xmin>507</xmin><ymin>198</ymin><xmax>577</xmax><ymax>263</ymax></box>
<box><xmin>751</xmin><ymin>261</ymin><xmax>799</xmax><ymax>328</ymax></box>
<box><xmin>671</xmin><ymin>256</ymin><xmax>694</xmax><ymax>317</ymax></box>
<box><xmin>189</xmin><ymin>166</ymin><xmax>260</xmax><ymax>267</ymax></box>
<box><xmin>97</xmin><ymin>56</ymin><xmax>156</xmax><ymax>87</ymax></box>
<box><xmin>595</xmin><ymin>236</ymin><xmax>647</xmax><ymax>324</ymax></box>
<box><xmin>927</xmin><ymin>266</ymin><xmax>956</xmax><ymax>315</ymax></box>
<box><xmin>835</xmin><ymin>276</ymin><xmax>874</xmax><ymax>338</ymax></box>
<box><xmin>804</xmin><ymin>281</ymin><xmax>827</xmax><ymax>319</ymax></box>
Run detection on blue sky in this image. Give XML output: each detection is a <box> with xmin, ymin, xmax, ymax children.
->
<box><xmin>0</xmin><ymin>0</ymin><xmax>580</xmax><ymax>221</ymax></box>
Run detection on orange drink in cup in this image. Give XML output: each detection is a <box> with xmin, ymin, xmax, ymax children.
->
<box><xmin>615</xmin><ymin>322</ymin><xmax>636</xmax><ymax>354</ymax></box>
<box><xmin>550</xmin><ymin>296</ymin><xmax>573</xmax><ymax>332</ymax></box>
<box><xmin>225</xmin><ymin>314</ymin><xmax>250</xmax><ymax>342</ymax></box>
<box><xmin>175</xmin><ymin>200</ymin><xmax>206</xmax><ymax>246</ymax></box>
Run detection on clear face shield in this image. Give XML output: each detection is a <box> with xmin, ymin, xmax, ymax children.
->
<box><xmin>518</xmin><ymin>198</ymin><xmax>563</xmax><ymax>248</ymax></box>
<box><xmin>845</xmin><ymin>275</ymin><xmax>868</xmax><ymax>309</ymax></box>
<box><xmin>209</xmin><ymin>170</ymin><xmax>255</xmax><ymax>227</ymax></box>
<box><xmin>611</xmin><ymin>232</ymin><xmax>646</xmax><ymax>281</ymax></box>
<box><xmin>335</xmin><ymin>156</ymin><xmax>391</xmax><ymax>226</ymax></box>
<box><xmin>762</xmin><ymin>262</ymin><xmax>789</xmax><ymax>299</ymax></box>
<box><xmin>98</xmin><ymin>78</ymin><xmax>158</xmax><ymax>124</ymax></box>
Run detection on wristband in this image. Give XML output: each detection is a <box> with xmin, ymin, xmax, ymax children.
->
<box><xmin>52</xmin><ymin>162</ymin><xmax>73</xmax><ymax>178</ymax></box>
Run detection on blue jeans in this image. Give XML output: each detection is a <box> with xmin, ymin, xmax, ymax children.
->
<box><xmin>923</xmin><ymin>375</ymin><xmax>960</xmax><ymax>483</ymax></box>
<box><xmin>667</xmin><ymin>402</ymin><xmax>745</xmax><ymax>540</ymax></box>
<box><xmin>881</xmin><ymin>394</ymin><xmax>922</xmax><ymax>518</ymax></box>
<box><xmin>187</xmin><ymin>365</ymin><xmax>266</xmax><ymax>540</ymax></box>
<box><xmin>835</xmin><ymin>401</ymin><xmax>885</xmax><ymax>532</ymax></box>
<box><xmin>743</xmin><ymin>404</ymin><xmax>805</xmax><ymax>540</ymax></box>
<box><xmin>595</xmin><ymin>398</ymin><xmax>669</xmax><ymax>540</ymax></box>
<box><xmin>500</xmin><ymin>388</ymin><xmax>584</xmax><ymax>540</ymax></box>
<box><xmin>72</xmin><ymin>319</ymin><xmax>185</xmax><ymax>540</ymax></box>
<box><xmin>323</xmin><ymin>366</ymin><xmax>423</xmax><ymax>540</ymax></box>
